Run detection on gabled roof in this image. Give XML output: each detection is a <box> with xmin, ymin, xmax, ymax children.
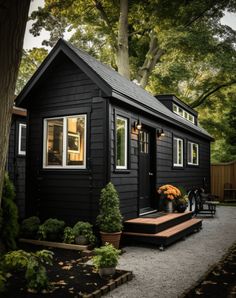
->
<box><xmin>16</xmin><ymin>39</ymin><xmax>213</xmax><ymax>141</ymax></box>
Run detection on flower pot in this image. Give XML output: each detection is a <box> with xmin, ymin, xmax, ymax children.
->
<box><xmin>75</xmin><ymin>235</ymin><xmax>89</xmax><ymax>245</ymax></box>
<box><xmin>99</xmin><ymin>267</ymin><xmax>116</xmax><ymax>277</ymax></box>
<box><xmin>165</xmin><ymin>200</ymin><xmax>174</xmax><ymax>213</ymax></box>
<box><xmin>176</xmin><ymin>204</ymin><xmax>187</xmax><ymax>213</ymax></box>
<box><xmin>100</xmin><ymin>231</ymin><xmax>122</xmax><ymax>249</ymax></box>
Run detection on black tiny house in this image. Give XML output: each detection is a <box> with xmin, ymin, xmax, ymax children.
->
<box><xmin>7</xmin><ymin>107</ymin><xmax>27</xmax><ymax>218</ymax></box>
<box><xmin>16</xmin><ymin>39</ymin><xmax>213</xmax><ymax>223</ymax></box>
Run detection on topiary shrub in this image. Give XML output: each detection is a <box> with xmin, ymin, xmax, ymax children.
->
<box><xmin>3</xmin><ymin>249</ymin><xmax>53</xmax><ymax>292</ymax></box>
<box><xmin>20</xmin><ymin>216</ymin><xmax>41</xmax><ymax>239</ymax></box>
<box><xmin>38</xmin><ymin>218</ymin><xmax>65</xmax><ymax>241</ymax></box>
<box><xmin>92</xmin><ymin>243</ymin><xmax>120</xmax><ymax>270</ymax></box>
<box><xmin>96</xmin><ymin>182</ymin><xmax>123</xmax><ymax>233</ymax></box>
<box><xmin>0</xmin><ymin>173</ymin><xmax>19</xmax><ymax>250</ymax></box>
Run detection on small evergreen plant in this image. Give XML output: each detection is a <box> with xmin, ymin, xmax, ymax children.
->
<box><xmin>20</xmin><ymin>216</ymin><xmax>40</xmax><ymax>239</ymax></box>
<box><xmin>96</xmin><ymin>182</ymin><xmax>123</xmax><ymax>233</ymax></box>
<box><xmin>92</xmin><ymin>243</ymin><xmax>120</xmax><ymax>269</ymax></box>
<box><xmin>0</xmin><ymin>173</ymin><xmax>19</xmax><ymax>250</ymax></box>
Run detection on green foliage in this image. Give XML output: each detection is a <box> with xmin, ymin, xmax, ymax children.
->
<box><xmin>0</xmin><ymin>271</ymin><xmax>6</xmax><ymax>293</ymax></box>
<box><xmin>20</xmin><ymin>216</ymin><xmax>41</xmax><ymax>239</ymax></box>
<box><xmin>72</xmin><ymin>221</ymin><xmax>96</xmax><ymax>245</ymax></box>
<box><xmin>92</xmin><ymin>243</ymin><xmax>120</xmax><ymax>269</ymax></box>
<box><xmin>16</xmin><ymin>48</ymin><xmax>48</xmax><ymax>94</ymax></box>
<box><xmin>96</xmin><ymin>182</ymin><xmax>123</xmax><ymax>233</ymax></box>
<box><xmin>38</xmin><ymin>218</ymin><xmax>65</xmax><ymax>241</ymax></box>
<box><xmin>3</xmin><ymin>249</ymin><xmax>53</xmax><ymax>292</ymax></box>
<box><xmin>0</xmin><ymin>173</ymin><xmax>19</xmax><ymax>250</ymax></box>
<box><xmin>63</xmin><ymin>226</ymin><xmax>75</xmax><ymax>244</ymax></box>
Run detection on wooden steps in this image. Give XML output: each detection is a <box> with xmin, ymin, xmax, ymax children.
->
<box><xmin>122</xmin><ymin>212</ymin><xmax>202</xmax><ymax>250</ymax></box>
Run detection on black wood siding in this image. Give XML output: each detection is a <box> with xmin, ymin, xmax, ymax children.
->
<box><xmin>109</xmin><ymin>101</ymin><xmax>211</xmax><ymax>220</ymax></box>
<box><xmin>7</xmin><ymin>115</ymin><xmax>26</xmax><ymax>218</ymax></box>
<box><xmin>26</xmin><ymin>53</ymin><xmax>106</xmax><ymax>224</ymax></box>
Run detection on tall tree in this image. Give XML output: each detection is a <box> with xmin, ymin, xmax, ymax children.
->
<box><xmin>0</xmin><ymin>0</ymin><xmax>31</xmax><ymax>205</ymax></box>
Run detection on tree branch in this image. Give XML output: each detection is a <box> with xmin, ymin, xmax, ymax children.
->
<box><xmin>190</xmin><ymin>80</ymin><xmax>236</xmax><ymax>108</ymax></box>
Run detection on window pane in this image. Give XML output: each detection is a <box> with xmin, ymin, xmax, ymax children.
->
<box><xmin>189</xmin><ymin>114</ymin><xmax>194</xmax><ymax>123</ymax></box>
<box><xmin>173</xmin><ymin>138</ymin><xmax>177</xmax><ymax>164</ymax></box>
<box><xmin>47</xmin><ymin>119</ymin><xmax>63</xmax><ymax>165</ymax></box>
<box><xmin>178</xmin><ymin>139</ymin><xmax>183</xmax><ymax>165</ymax></box>
<box><xmin>116</xmin><ymin>117</ymin><xmax>127</xmax><ymax>168</ymax></box>
<box><xmin>173</xmin><ymin>104</ymin><xmax>178</xmax><ymax>113</ymax></box>
<box><xmin>192</xmin><ymin>144</ymin><xmax>198</xmax><ymax>164</ymax></box>
<box><xmin>188</xmin><ymin>142</ymin><xmax>192</xmax><ymax>163</ymax></box>
<box><xmin>20</xmin><ymin>125</ymin><xmax>26</xmax><ymax>152</ymax></box>
<box><xmin>67</xmin><ymin>116</ymin><xmax>85</xmax><ymax>166</ymax></box>
<box><xmin>178</xmin><ymin>107</ymin><xmax>183</xmax><ymax>116</ymax></box>
<box><xmin>184</xmin><ymin>111</ymin><xmax>188</xmax><ymax>119</ymax></box>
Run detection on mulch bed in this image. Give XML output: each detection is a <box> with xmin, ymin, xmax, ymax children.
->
<box><xmin>184</xmin><ymin>242</ymin><xmax>236</xmax><ymax>297</ymax></box>
<box><xmin>3</xmin><ymin>243</ymin><xmax>132</xmax><ymax>298</ymax></box>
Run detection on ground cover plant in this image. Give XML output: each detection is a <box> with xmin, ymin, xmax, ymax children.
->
<box><xmin>2</xmin><ymin>243</ymin><xmax>130</xmax><ymax>298</ymax></box>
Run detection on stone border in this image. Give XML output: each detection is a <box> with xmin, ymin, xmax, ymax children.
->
<box><xmin>80</xmin><ymin>271</ymin><xmax>133</xmax><ymax>298</ymax></box>
<box><xmin>19</xmin><ymin>238</ymin><xmax>92</xmax><ymax>251</ymax></box>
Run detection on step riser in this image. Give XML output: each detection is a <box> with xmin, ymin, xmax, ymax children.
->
<box><xmin>123</xmin><ymin>221</ymin><xmax>202</xmax><ymax>247</ymax></box>
<box><xmin>124</xmin><ymin>212</ymin><xmax>192</xmax><ymax>234</ymax></box>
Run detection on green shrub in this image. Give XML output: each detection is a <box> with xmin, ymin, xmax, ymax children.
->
<box><xmin>0</xmin><ymin>173</ymin><xmax>19</xmax><ymax>250</ymax></box>
<box><xmin>0</xmin><ymin>271</ymin><xmax>6</xmax><ymax>293</ymax></box>
<box><xmin>20</xmin><ymin>216</ymin><xmax>41</xmax><ymax>239</ymax></box>
<box><xmin>92</xmin><ymin>243</ymin><xmax>120</xmax><ymax>269</ymax></box>
<box><xmin>63</xmin><ymin>226</ymin><xmax>75</xmax><ymax>244</ymax></box>
<box><xmin>38</xmin><ymin>218</ymin><xmax>65</xmax><ymax>241</ymax></box>
<box><xmin>3</xmin><ymin>249</ymin><xmax>53</xmax><ymax>292</ymax></box>
<box><xmin>96</xmin><ymin>182</ymin><xmax>123</xmax><ymax>233</ymax></box>
<box><xmin>72</xmin><ymin>221</ymin><xmax>96</xmax><ymax>245</ymax></box>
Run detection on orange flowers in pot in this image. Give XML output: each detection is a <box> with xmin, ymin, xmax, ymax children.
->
<box><xmin>157</xmin><ymin>184</ymin><xmax>181</xmax><ymax>201</ymax></box>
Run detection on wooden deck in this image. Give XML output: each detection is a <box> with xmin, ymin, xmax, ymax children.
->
<box><xmin>123</xmin><ymin>212</ymin><xmax>202</xmax><ymax>250</ymax></box>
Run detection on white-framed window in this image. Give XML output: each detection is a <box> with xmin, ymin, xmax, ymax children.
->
<box><xmin>188</xmin><ymin>141</ymin><xmax>199</xmax><ymax>165</ymax></box>
<box><xmin>43</xmin><ymin>114</ymin><xmax>87</xmax><ymax>169</ymax></box>
<box><xmin>173</xmin><ymin>103</ymin><xmax>195</xmax><ymax>124</ymax></box>
<box><xmin>18</xmin><ymin>123</ymin><xmax>26</xmax><ymax>155</ymax></box>
<box><xmin>116</xmin><ymin>116</ymin><xmax>128</xmax><ymax>169</ymax></box>
<box><xmin>173</xmin><ymin>137</ymin><xmax>183</xmax><ymax>167</ymax></box>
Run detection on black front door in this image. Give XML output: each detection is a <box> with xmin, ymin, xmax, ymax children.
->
<box><xmin>139</xmin><ymin>128</ymin><xmax>155</xmax><ymax>214</ymax></box>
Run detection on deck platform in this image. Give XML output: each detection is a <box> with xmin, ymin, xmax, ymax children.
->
<box><xmin>123</xmin><ymin>212</ymin><xmax>202</xmax><ymax>250</ymax></box>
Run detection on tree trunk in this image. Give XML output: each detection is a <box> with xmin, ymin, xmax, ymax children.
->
<box><xmin>117</xmin><ymin>0</ymin><xmax>130</xmax><ymax>79</ymax></box>
<box><xmin>0</xmin><ymin>0</ymin><xmax>31</xmax><ymax>205</ymax></box>
<box><xmin>137</xmin><ymin>31</ymin><xmax>164</xmax><ymax>88</ymax></box>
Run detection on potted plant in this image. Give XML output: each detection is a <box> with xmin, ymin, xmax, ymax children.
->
<box><xmin>96</xmin><ymin>182</ymin><xmax>123</xmax><ymax>248</ymax></box>
<box><xmin>157</xmin><ymin>184</ymin><xmax>181</xmax><ymax>213</ymax></box>
<box><xmin>175</xmin><ymin>195</ymin><xmax>189</xmax><ymax>213</ymax></box>
<box><xmin>92</xmin><ymin>243</ymin><xmax>120</xmax><ymax>277</ymax></box>
<box><xmin>72</xmin><ymin>221</ymin><xmax>96</xmax><ymax>245</ymax></box>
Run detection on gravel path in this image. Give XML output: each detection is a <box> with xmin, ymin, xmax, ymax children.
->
<box><xmin>107</xmin><ymin>206</ymin><xmax>236</xmax><ymax>298</ymax></box>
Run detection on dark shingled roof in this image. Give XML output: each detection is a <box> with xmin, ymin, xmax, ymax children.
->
<box><xmin>64</xmin><ymin>40</ymin><xmax>212</xmax><ymax>139</ymax></box>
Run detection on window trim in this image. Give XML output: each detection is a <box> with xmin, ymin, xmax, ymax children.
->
<box><xmin>18</xmin><ymin>123</ymin><xmax>26</xmax><ymax>156</ymax></box>
<box><xmin>115</xmin><ymin>115</ymin><xmax>128</xmax><ymax>170</ymax></box>
<box><xmin>173</xmin><ymin>103</ymin><xmax>195</xmax><ymax>124</ymax></box>
<box><xmin>43</xmin><ymin>114</ymin><xmax>87</xmax><ymax>169</ymax></box>
<box><xmin>187</xmin><ymin>141</ymin><xmax>199</xmax><ymax>166</ymax></box>
<box><xmin>173</xmin><ymin>137</ymin><xmax>184</xmax><ymax>167</ymax></box>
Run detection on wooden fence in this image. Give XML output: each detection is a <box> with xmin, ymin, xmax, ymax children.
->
<box><xmin>211</xmin><ymin>161</ymin><xmax>236</xmax><ymax>201</ymax></box>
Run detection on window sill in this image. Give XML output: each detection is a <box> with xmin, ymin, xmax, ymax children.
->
<box><xmin>113</xmin><ymin>169</ymin><xmax>131</xmax><ymax>174</ymax></box>
<box><xmin>172</xmin><ymin>166</ymin><xmax>184</xmax><ymax>170</ymax></box>
<box><xmin>187</xmin><ymin>164</ymin><xmax>200</xmax><ymax>168</ymax></box>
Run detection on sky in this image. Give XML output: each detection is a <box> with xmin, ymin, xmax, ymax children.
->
<box><xmin>23</xmin><ymin>0</ymin><xmax>236</xmax><ymax>50</ymax></box>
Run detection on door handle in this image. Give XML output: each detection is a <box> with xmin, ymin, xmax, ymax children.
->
<box><xmin>149</xmin><ymin>172</ymin><xmax>154</xmax><ymax>176</ymax></box>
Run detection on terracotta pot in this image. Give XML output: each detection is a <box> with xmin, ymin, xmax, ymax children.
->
<box><xmin>100</xmin><ymin>231</ymin><xmax>122</xmax><ymax>249</ymax></box>
<box><xmin>99</xmin><ymin>267</ymin><xmax>116</xmax><ymax>277</ymax></box>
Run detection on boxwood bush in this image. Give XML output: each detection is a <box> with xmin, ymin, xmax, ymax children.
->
<box><xmin>20</xmin><ymin>216</ymin><xmax>40</xmax><ymax>239</ymax></box>
<box><xmin>38</xmin><ymin>218</ymin><xmax>65</xmax><ymax>241</ymax></box>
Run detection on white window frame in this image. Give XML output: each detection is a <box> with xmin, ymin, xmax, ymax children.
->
<box><xmin>18</xmin><ymin>123</ymin><xmax>26</xmax><ymax>156</ymax></box>
<box><xmin>43</xmin><ymin>114</ymin><xmax>87</xmax><ymax>169</ymax></box>
<box><xmin>187</xmin><ymin>141</ymin><xmax>199</xmax><ymax>166</ymax></box>
<box><xmin>173</xmin><ymin>137</ymin><xmax>183</xmax><ymax>167</ymax></box>
<box><xmin>173</xmin><ymin>103</ymin><xmax>195</xmax><ymax>124</ymax></box>
<box><xmin>116</xmin><ymin>116</ymin><xmax>128</xmax><ymax>170</ymax></box>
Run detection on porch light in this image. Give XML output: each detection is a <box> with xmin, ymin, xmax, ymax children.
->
<box><xmin>157</xmin><ymin>128</ymin><xmax>165</xmax><ymax>137</ymax></box>
<box><xmin>134</xmin><ymin>120</ymin><xmax>142</xmax><ymax>130</ymax></box>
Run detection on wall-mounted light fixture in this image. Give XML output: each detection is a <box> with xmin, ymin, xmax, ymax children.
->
<box><xmin>134</xmin><ymin>120</ymin><xmax>142</xmax><ymax>131</ymax></box>
<box><xmin>157</xmin><ymin>128</ymin><xmax>165</xmax><ymax>138</ymax></box>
